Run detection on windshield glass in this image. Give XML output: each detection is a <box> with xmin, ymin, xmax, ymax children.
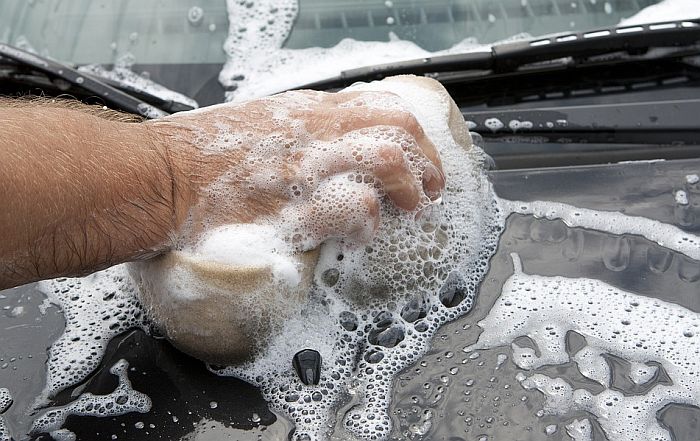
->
<box><xmin>286</xmin><ymin>0</ymin><xmax>660</xmax><ymax>51</ymax></box>
<box><xmin>0</xmin><ymin>0</ymin><xmax>675</xmax><ymax>104</ymax></box>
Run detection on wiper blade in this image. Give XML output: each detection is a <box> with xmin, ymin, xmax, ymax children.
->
<box><xmin>299</xmin><ymin>19</ymin><xmax>700</xmax><ymax>90</ymax></box>
<box><xmin>0</xmin><ymin>43</ymin><xmax>169</xmax><ymax>118</ymax></box>
<box><xmin>78</xmin><ymin>64</ymin><xmax>198</xmax><ymax>113</ymax></box>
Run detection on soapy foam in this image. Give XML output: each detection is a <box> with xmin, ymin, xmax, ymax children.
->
<box><xmin>209</xmin><ymin>78</ymin><xmax>502</xmax><ymax>440</ymax></box>
<box><xmin>49</xmin><ymin>429</ymin><xmax>76</xmax><ymax>441</ymax></box>
<box><xmin>675</xmin><ymin>190</ymin><xmax>689</xmax><ymax>205</ymax></box>
<box><xmin>619</xmin><ymin>0</ymin><xmax>700</xmax><ymax>26</ymax></box>
<box><xmin>498</xmin><ymin>198</ymin><xmax>700</xmax><ymax>260</ymax></box>
<box><xmin>566</xmin><ymin>418</ymin><xmax>593</xmax><ymax>441</ymax></box>
<box><xmin>37</xmin><ymin>266</ymin><xmax>148</xmax><ymax>401</ymax></box>
<box><xmin>78</xmin><ymin>53</ymin><xmax>199</xmax><ymax>109</ymax></box>
<box><xmin>219</xmin><ymin>0</ymin><xmax>530</xmax><ymax>102</ymax></box>
<box><xmin>0</xmin><ymin>388</ymin><xmax>10</xmax><ymax>441</ymax></box>
<box><xmin>466</xmin><ymin>253</ymin><xmax>700</xmax><ymax>441</ymax></box>
<box><xmin>0</xmin><ymin>389</ymin><xmax>10</xmax><ymax>413</ymax></box>
<box><xmin>195</xmin><ymin>224</ymin><xmax>301</xmax><ymax>287</ymax></box>
<box><xmin>31</xmin><ymin>359</ymin><xmax>151</xmax><ymax>438</ymax></box>
<box><xmin>0</xmin><ymin>420</ymin><xmax>8</xmax><ymax>441</ymax></box>
<box><xmin>221</xmin><ymin>34</ymin><xmax>488</xmax><ymax>102</ymax></box>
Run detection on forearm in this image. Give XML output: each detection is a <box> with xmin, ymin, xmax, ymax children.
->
<box><xmin>0</xmin><ymin>106</ymin><xmax>187</xmax><ymax>289</ymax></box>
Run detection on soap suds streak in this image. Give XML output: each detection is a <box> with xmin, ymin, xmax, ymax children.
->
<box><xmin>0</xmin><ymin>389</ymin><xmax>10</xmax><ymax>414</ymax></box>
<box><xmin>498</xmin><ymin>198</ymin><xmax>700</xmax><ymax>261</ymax></box>
<box><xmin>0</xmin><ymin>419</ymin><xmax>8</xmax><ymax>441</ymax></box>
<box><xmin>566</xmin><ymin>418</ymin><xmax>593</xmax><ymax>441</ymax></box>
<box><xmin>0</xmin><ymin>388</ymin><xmax>11</xmax><ymax>441</ymax></box>
<box><xmin>37</xmin><ymin>266</ymin><xmax>148</xmax><ymax>402</ymax></box>
<box><xmin>78</xmin><ymin>57</ymin><xmax>199</xmax><ymax>110</ymax></box>
<box><xmin>219</xmin><ymin>0</ymin><xmax>528</xmax><ymax>102</ymax></box>
<box><xmin>31</xmin><ymin>359</ymin><xmax>151</xmax><ymax>439</ymax></box>
<box><xmin>466</xmin><ymin>254</ymin><xmax>700</xmax><ymax>441</ymax></box>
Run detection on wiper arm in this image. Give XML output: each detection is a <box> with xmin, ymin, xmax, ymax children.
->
<box><xmin>0</xmin><ymin>43</ymin><xmax>168</xmax><ymax>118</ymax></box>
<box><xmin>299</xmin><ymin>19</ymin><xmax>700</xmax><ymax>90</ymax></box>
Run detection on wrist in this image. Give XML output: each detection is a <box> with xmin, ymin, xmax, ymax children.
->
<box><xmin>142</xmin><ymin>119</ymin><xmax>197</xmax><ymax>243</ymax></box>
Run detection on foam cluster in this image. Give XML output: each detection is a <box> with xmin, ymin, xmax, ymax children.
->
<box><xmin>31</xmin><ymin>359</ymin><xmax>151</xmax><ymax>439</ymax></box>
<box><xmin>0</xmin><ymin>389</ymin><xmax>10</xmax><ymax>414</ymax></box>
<box><xmin>220</xmin><ymin>0</ymin><xmax>299</xmax><ymax>100</ymax></box>
<box><xmin>499</xmin><ymin>199</ymin><xmax>700</xmax><ymax>260</ymax></box>
<box><xmin>37</xmin><ymin>267</ymin><xmax>148</xmax><ymax>401</ymax></box>
<box><xmin>0</xmin><ymin>388</ymin><xmax>11</xmax><ymax>441</ymax></box>
<box><xmin>197</xmin><ymin>224</ymin><xmax>301</xmax><ymax>287</ymax></box>
<box><xmin>0</xmin><ymin>417</ymin><xmax>8</xmax><ymax>441</ymax></box>
<box><xmin>466</xmin><ymin>253</ymin><xmax>700</xmax><ymax>441</ymax></box>
<box><xmin>209</xmin><ymin>78</ymin><xmax>502</xmax><ymax>440</ymax></box>
<box><xmin>78</xmin><ymin>54</ymin><xmax>199</xmax><ymax>109</ymax></box>
<box><xmin>566</xmin><ymin>419</ymin><xmax>593</xmax><ymax>441</ymax></box>
<box><xmin>218</xmin><ymin>0</ymin><xmax>529</xmax><ymax>102</ymax></box>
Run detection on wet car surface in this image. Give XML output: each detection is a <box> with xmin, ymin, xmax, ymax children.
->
<box><xmin>2</xmin><ymin>157</ymin><xmax>698</xmax><ymax>440</ymax></box>
<box><xmin>1</xmin><ymin>1</ymin><xmax>700</xmax><ymax>440</ymax></box>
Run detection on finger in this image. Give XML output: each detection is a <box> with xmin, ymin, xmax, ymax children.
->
<box><xmin>297</xmin><ymin>92</ymin><xmax>444</xmax><ymax>186</ymax></box>
<box><xmin>422</xmin><ymin>162</ymin><xmax>445</xmax><ymax>201</ymax></box>
<box><xmin>332</xmin><ymin>91</ymin><xmax>444</xmax><ymax>168</ymax></box>
<box><xmin>306</xmin><ymin>91</ymin><xmax>441</xmax><ymax>165</ymax></box>
<box><xmin>338</xmin><ymin>106</ymin><xmax>442</xmax><ymax>172</ymax></box>
<box><xmin>374</xmin><ymin>145</ymin><xmax>421</xmax><ymax>211</ymax></box>
<box><xmin>304</xmin><ymin>141</ymin><xmax>422</xmax><ymax>211</ymax></box>
<box><xmin>281</xmin><ymin>177</ymin><xmax>380</xmax><ymax>249</ymax></box>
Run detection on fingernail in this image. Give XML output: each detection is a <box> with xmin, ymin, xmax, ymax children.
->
<box><xmin>422</xmin><ymin>164</ymin><xmax>445</xmax><ymax>201</ymax></box>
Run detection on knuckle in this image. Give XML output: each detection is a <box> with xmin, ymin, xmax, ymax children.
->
<box><xmin>398</xmin><ymin>111</ymin><xmax>421</xmax><ymax>133</ymax></box>
<box><xmin>378</xmin><ymin>144</ymin><xmax>406</xmax><ymax>167</ymax></box>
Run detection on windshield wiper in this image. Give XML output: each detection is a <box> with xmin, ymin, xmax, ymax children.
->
<box><xmin>77</xmin><ymin>64</ymin><xmax>198</xmax><ymax>113</ymax></box>
<box><xmin>0</xmin><ymin>43</ymin><xmax>169</xmax><ymax>118</ymax></box>
<box><xmin>298</xmin><ymin>19</ymin><xmax>700</xmax><ymax>91</ymax></box>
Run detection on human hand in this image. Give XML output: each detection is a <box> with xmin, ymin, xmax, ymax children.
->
<box><xmin>148</xmin><ymin>87</ymin><xmax>445</xmax><ymax>250</ymax></box>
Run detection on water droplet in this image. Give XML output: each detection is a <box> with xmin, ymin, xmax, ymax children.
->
<box><xmin>187</xmin><ymin>6</ymin><xmax>204</xmax><ymax>25</ymax></box>
<box><xmin>322</xmin><ymin>268</ymin><xmax>340</xmax><ymax>287</ymax></box>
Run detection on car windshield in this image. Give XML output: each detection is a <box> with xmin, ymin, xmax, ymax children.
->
<box><xmin>0</xmin><ymin>0</ymin><xmax>674</xmax><ymax>104</ymax></box>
